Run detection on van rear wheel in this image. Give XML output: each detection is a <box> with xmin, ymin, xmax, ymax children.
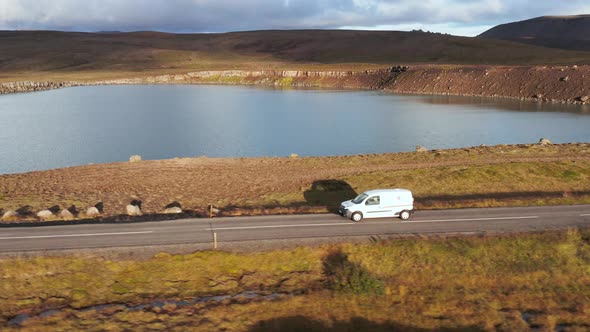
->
<box><xmin>351</xmin><ymin>212</ymin><xmax>363</xmax><ymax>222</ymax></box>
<box><xmin>399</xmin><ymin>210</ymin><xmax>411</xmax><ymax>220</ymax></box>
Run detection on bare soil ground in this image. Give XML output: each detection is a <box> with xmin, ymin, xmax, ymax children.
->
<box><xmin>1</xmin><ymin>144</ymin><xmax>589</xmax><ymax>221</ymax></box>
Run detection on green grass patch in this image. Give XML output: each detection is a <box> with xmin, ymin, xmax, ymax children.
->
<box><xmin>278</xmin><ymin>77</ymin><xmax>294</xmax><ymax>86</ymax></box>
<box><xmin>344</xmin><ymin>161</ymin><xmax>590</xmax><ymax>198</ymax></box>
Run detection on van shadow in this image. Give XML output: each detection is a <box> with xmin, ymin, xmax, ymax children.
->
<box><xmin>247</xmin><ymin>315</ymin><xmax>484</xmax><ymax>332</ymax></box>
<box><xmin>303</xmin><ymin>180</ymin><xmax>357</xmax><ymax>214</ymax></box>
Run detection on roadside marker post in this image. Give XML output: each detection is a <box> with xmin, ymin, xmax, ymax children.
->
<box><xmin>213</xmin><ymin>232</ymin><xmax>217</xmax><ymax>249</ymax></box>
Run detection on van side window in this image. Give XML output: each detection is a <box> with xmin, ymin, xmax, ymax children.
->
<box><xmin>365</xmin><ymin>196</ymin><xmax>380</xmax><ymax>205</ymax></box>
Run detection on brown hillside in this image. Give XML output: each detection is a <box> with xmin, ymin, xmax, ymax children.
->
<box><xmin>479</xmin><ymin>15</ymin><xmax>590</xmax><ymax>51</ymax></box>
<box><xmin>0</xmin><ymin>29</ymin><xmax>589</xmax><ymax>79</ymax></box>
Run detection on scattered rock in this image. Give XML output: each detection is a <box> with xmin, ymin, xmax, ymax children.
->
<box><xmin>48</xmin><ymin>205</ymin><xmax>60</xmax><ymax>214</ymax></box>
<box><xmin>94</xmin><ymin>202</ymin><xmax>104</xmax><ymax>213</ymax></box>
<box><xmin>36</xmin><ymin>210</ymin><xmax>53</xmax><ymax>220</ymax></box>
<box><xmin>389</xmin><ymin>66</ymin><xmax>408</xmax><ymax>73</ymax></box>
<box><xmin>416</xmin><ymin>145</ymin><xmax>428</xmax><ymax>152</ymax></box>
<box><xmin>16</xmin><ymin>205</ymin><xmax>34</xmax><ymax>216</ymax></box>
<box><xmin>539</xmin><ymin>138</ymin><xmax>552</xmax><ymax>145</ymax></box>
<box><xmin>59</xmin><ymin>209</ymin><xmax>75</xmax><ymax>220</ymax></box>
<box><xmin>2</xmin><ymin>210</ymin><xmax>18</xmax><ymax>221</ymax></box>
<box><xmin>435</xmin><ymin>151</ymin><xmax>446</xmax><ymax>157</ymax></box>
<box><xmin>164</xmin><ymin>206</ymin><xmax>182</xmax><ymax>214</ymax></box>
<box><xmin>560</xmin><ymin>76</ymin><xmax>569</xmax><ymax>82</ymax></box>
<box><xmin>86</xmin><ymin>207</ymin><xmax>100</xmax><ymax>217</ymax></box>
<box><xmin>165</xmin><ymin>201</ymin><xmax>182</xmax><ymax>209</ymax></box>
<box><xmin>532</xmin><ymin>94</ymin><xmax>543</xmax><ymax>99</ymax></box>
<box><xmin>129</xmin><ymin>155</ymin><xmax>142</xmax><ymax>163</ymax></box>
<box><xmin>126</xmin><ymin>204</ymin><xmax>142</xmax><ymax>216</ymax></box>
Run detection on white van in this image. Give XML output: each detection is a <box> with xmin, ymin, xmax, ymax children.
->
<box><xmin>339</xmin><ymin>189</ymin><xmax>414</xmax><ymax>222</ymax></box>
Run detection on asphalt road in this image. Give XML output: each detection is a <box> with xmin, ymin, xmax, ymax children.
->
<box><xmin>1</xmin><ymin>205</ymin><xmax>589</xmax><ymax>253</ymax></box>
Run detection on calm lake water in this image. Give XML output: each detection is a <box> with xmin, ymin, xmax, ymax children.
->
<box><xmin>0</xmin><ymin>84</ymin><xmax>589</xmax><ymax>174</ymax></box>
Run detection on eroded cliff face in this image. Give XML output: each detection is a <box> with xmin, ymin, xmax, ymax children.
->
<box><xmin>1</xmin><ymin>65</ymin><xmax>588</xmax><ymax>104</ymax></box>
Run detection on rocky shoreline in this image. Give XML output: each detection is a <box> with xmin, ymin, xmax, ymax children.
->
<box><xmin>0</xmin><ymin>81</ymin><xmax>77</xmax><ymax>95</ymax></box>
<box><xmin>1</xmin><ymin>65</ymin><xmax>589</xmax><ymax>104</ymax></box>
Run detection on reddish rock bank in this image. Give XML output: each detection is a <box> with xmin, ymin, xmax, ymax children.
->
<box><xmin>387</xmin><ymin>65</ymin><xmax>590</xmax><ymax>104</ymax></box>
<box><xmin>2</xmin><ymin>65</ymin><xmax>589</xmax><ymax>104</ymax></box>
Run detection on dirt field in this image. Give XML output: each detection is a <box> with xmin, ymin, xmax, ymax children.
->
<box><xmin>1</xmin><ymin>143</ymin><xmax>589</xmax><ymax>221</ymax></box>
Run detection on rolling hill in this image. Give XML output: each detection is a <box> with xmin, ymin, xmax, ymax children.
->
<box><xmin>478</xmin><ymin>15</ymin><xmax>590</xmax><ymax>51</ymax></box>
<box><xmin>0</xmin><ymin>29</ymin><xmax>589</xmax><ymax>81</ymax></box>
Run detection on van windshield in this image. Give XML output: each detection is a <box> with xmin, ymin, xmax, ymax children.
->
<box><xmin>351</xmin><ymin>193</ymin><xmax>368</xmax><ymax>204</ymax></box>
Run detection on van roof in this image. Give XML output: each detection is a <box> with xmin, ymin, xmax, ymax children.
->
<box><xmin>363</xmin><ymin>189</ymin><xmax>412</xmax><ymax>195</ymax></box>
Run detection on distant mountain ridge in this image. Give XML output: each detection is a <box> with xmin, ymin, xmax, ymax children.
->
<box><xmin>478</xmin><ymin>15</ymin><xmax>590</xmax><ymax>51</ymax></box>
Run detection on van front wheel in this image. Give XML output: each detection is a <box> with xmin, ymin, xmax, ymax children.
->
<box><xmin>399</xmin><ymin>210</ymin><xmax>411</xmax><ymax>220</ymax></box>
<box><xmin>351</xmin><ymin>212</ymin><xmax>363</xmax><ymax>222</ymax></box>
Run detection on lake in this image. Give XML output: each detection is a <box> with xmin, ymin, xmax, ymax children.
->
<box><xmin>0</xmin><ymin>84</ymin><xmax>589</xmax><ymax>174</ymax></box>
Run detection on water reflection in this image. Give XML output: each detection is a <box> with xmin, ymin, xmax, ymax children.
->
<box><xmin>0</xmin><ymin>85</ymin><xmax>589</xmax><ymax>174</ymax></box>
<box><xmin>416</xmin><ymin>95</ymin><xmax>590</xmax><ymax>114</ymax></box>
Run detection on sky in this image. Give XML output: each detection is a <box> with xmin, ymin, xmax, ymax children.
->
<box><xmin>0</xmin><ymin>0</ymin><xmax>588</xmax><ymax>37</ymax></box>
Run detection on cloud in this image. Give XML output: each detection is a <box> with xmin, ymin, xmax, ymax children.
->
<box><xmin>0</xmin><ymin>0</ymin><xmax>588</xmax><ymax>36</ymax></box>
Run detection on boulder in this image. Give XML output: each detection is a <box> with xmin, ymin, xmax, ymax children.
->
<box><xmin>16</xmin><ymin>205</ymin><xmax>34</xmax><ymax>217</ymax></box>
<box><xmin>37</xmin><ymin>210</ymin><xmax>53</xmax><ymax>220</ymax></box>
<box><xmin>2</xmin><ymin>210</ymin><xmax>18</xmax><ymax>221</ymax></box>
<box><xmin>533</xmin><ymin>94</ymin><xmax>543</xmax><ymax>99</ymax></box>
<box><xmin>578</xmin><ymin>96</ymin><xmax>589</xmax><ymax>102</ymax></box>
<box><xmin>129</xmin><ymin>155</ymin><xmax>142</xmax><ymax>163</ymax></box>
<box><xmin>165</xmin><ymin>201</ymin><xmax>182</xmax><ymax>209</ymax></box>
<box><xmin>539</xmin><ymin>138</ymin><xmax>552</xmax><ymax>145</ymax></box>
<box><xmin>415</xmin><ymin>145</ymin><xmax>428</xmax><ymax>152</ymax></box>
<box><xmin>86</xmin><ymin>207</ymin><xmax>100</xmax><ymax>217</ymax></box>
<box><xmin>130</xmin><ymin>199</ymin><xmax>142</xmax><ymax>209</ymax></box>
<box><xmin>59</xmin><ymin>209</ymin><xmax>75</xmax><ymax>220</ymax></box>
<box><xmin>94</xmin><ymin>202</ymin><xmax>104</xmax><ymax>213</ymax></box>
<box><xmin>48</xmin><ymin>205</ymin><xmax>60</xmax><ymax>214</ymax></box>
<box><xmin>126</xmin><ymin>204</ymin><xmax>142</xmax><ymax>216</ymax></box>
<box><xmin>67</xmin><ymin>205</ymin><xmax>79</xmax><ymax>216</ymax></box>
<box><xmin>164</xmin><ymin>206</ymin><xmax>182</xmax><ymax>214</ymax></box>
<box><xmin>560</xmin><ymin>76</ymin><xmax>569</xmax><ymax>82</ymax></box>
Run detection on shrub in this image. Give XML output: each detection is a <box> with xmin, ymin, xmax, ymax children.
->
<box><xmin>323</xmin><ymin>249</ymin><xmax>384</xmax><ymax>295</ymax></box>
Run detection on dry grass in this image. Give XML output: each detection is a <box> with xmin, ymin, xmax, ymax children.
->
<box><xmin>2</xmin><ymin>229</ymin><xmax>590</xmax><ymax>330</ymax></box>
<box><xmin>1</xmin><ymin>144</ymin><xmax>589</xmax><ymax>221</ymax></box>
